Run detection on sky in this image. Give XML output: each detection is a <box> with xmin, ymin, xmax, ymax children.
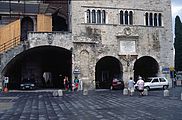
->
<box><xmin>171</xmin><ymin>0</ymin><xmax>182</xmax><ymax>32</ymax></box>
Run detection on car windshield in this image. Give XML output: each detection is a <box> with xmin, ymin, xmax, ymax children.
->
<box><xmin>146</xmin><ymin>78</ymin><xmax>152</xmax><ymax>82</ymax></box>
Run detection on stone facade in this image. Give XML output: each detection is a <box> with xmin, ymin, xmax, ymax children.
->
<box><xmin>0</xmin><ymin>0</ymin><xmax>173</xmax><ymax>89</ymax></box>
<box><xmin>71</xmin><ymin>0</ymin><xmax>173</xmax><ymax>84</ymax></box>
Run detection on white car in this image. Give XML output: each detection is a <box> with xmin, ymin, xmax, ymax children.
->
<box><xmin>134</xmin><ymin>77</ymin><xmax>169</xmax><ymax>90</ymax></box>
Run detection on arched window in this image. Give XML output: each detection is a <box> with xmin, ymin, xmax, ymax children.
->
<box><xmin>145</xmin><ymin>13</ymin><xmax>149</xmax><ymax>26</ymax></box>
<box><xmin>125</xmin><ymin>11</ymin><xmax>128</xmax><ymax>25</ymax></box>
<box><xmin>102</xmin><ymin>10</ymin><xmax>106</xmax><ymax>24</ymax></box>
<box><xmin>149</xmin><ymin>13</ymin><xmax>153</xmax><ymax>26</ymax></box>
<box><xmin>87</xmin><ymin>9</ymin><xmax>91</xmax><ymax>23</ymax></box>
<box><xmin>129</xmin><ymin>11</ymin><xmax>133</xmax><ymax>25</ymax></box>
<box><xmin>21</xmin><ymin>17</ymin><xmax>34</xmax><ymax>41</ymax></box>
<box><xmin>158</xmin><ymin>13</ymin><xmax>162</xmax><ymax>26</ymax></box>
<box><xmin>154</xmin><ymin>13</ymin><xmax>157</xmax><ymax>26</ymax></box>
<box><xmin>92</xmin><ymin>10</ymin><xmax>96</xmax><ymax>23</ymax></box>
<box><xmin>97</xmin><ymin>10</ymin><xmax>101</xmax><ymax>24</ymax></box>
<box><xmin>120</xmin><ymin>10</ymin><xmax>124</xmax><ymax>24</ymax></box>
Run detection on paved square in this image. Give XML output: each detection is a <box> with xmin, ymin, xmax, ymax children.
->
<box><xmin>0</xmin><ymin>88</ymin><xmax>182</xmax><ymax>120</ymax></box>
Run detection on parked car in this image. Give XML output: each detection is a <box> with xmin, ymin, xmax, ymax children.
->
<box><xmin>134</xmin><ymin>77</ymin><xmax>169</xmax><ymax>90</ymax></box>
<box><xmin>111</xmin><ymin>78</ymin><xmax>124</xmax><ymax>90</ymax></box>
<box><xmin>20</xmin><ymin>81</ymin><xmax>36</xmax><ymax>90</ymax></box>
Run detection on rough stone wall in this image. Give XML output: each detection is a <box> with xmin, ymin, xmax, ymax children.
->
<box><xmin>28</xmin><ymin>32</ymin><xmax>73</xmax><ymax>50</ymax></box>
<box><xmin>71</xmin><ymin>0</ymin><xmax>173</xmax><ymax>82</ymax></box>
<box><xmin>0</xmin><ymin>44</ymin><xmax>25</xmax><ymax>87</ymax></box>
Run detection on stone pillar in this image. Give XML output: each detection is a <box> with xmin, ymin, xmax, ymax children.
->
<box><xmin>123</xmin><ymin>88</ymin><xmax>128</xmax><ymax>95</ymax></box>
<box><xmin>164</xmin><ymin>89</ymin><xmax>169</xmax><ymax>97</ymax></box>
<box><xmin>82</xmin><ymin>77</ymin><xmax>89</xmax><ymax>95</ymax></box>
<box><xmin>143</xmin><ymin>89</ymin><xmax>148</xmax><ymax>96</ymax></box>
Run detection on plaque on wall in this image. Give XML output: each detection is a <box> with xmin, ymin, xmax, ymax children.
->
<box><xmin>120</xmin><ymin>40</ymin><xmax>136</xmax><ymax>53</ymax></box>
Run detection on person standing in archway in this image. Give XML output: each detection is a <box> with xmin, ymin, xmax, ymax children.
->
<box><xmin>64</xmin><ymin>76</ymin><xmax>69</xmax><ymax>91</ymax></box>
<box><xmin>137</xmin><ymin>76</ymin><xmax>144</xmax><ymax>96</ymax></box>
<box><xmin>74</xmin><ymin>77</ymin><xmax>79</xmax><ymax>91</ymax></box>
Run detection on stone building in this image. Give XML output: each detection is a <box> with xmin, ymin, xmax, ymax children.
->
<box><xmin>0</xmin><ymin>0</ymin><xmax>173</xmax><ymax>90</ymax></box>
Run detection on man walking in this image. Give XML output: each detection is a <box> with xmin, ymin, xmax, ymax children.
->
<box><xmin>128</xmin><ymin>77</ymin><xmax>135</xmax><ymax>96</ymax></box>
<box><xmin>137</xmin><ymin>76</ymin><xmax>144</xmax><ymax>96</ymax></box>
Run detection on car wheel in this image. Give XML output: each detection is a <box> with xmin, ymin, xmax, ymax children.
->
<box><xmin>145</xmin><ymin>86</ymin><xmax>150</xmax><ymax>91</ymax></box>
<box><xmin>163</xmin><ymin>85</ymin><xmax>168</xmax><ymax>90</ymax></box>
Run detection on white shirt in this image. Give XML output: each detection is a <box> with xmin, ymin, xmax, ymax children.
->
<box><xmin>137</xmin><ymin>79</ymin><xmax>144</xmax><ymax>90</ymax></box>
<box><xmin>128</xmin><ymin>80</ymin><xmax>135</xmax><ymax>88</ymax></box>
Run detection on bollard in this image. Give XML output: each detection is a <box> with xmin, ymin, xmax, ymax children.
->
<box><xmin>123</xmin><ymin>88</ymin><xmax>128</xmax><ymax>95</ymax></box>
<box><xmin>143</xmin><ymin>89</ymin><xmax>148</xmax><ymax>96</ymax></box>
<box><xmin>164</xmin><ymin>89</ymin><xmax>169</xmax><ymax>97</ymax></box>
<box><xmin>181</xmin><ymin>93</ymin><xmax>182</xmax><ymax>101</ymax></box>
<box><xmin>58</xmin><ymin>89</ymin><xmax>63</xmax><ymax>96</ymax></box>
<box><xmin>53</xmin><ymin>90</ymin><xmax>58</xmax><ymax>97</ymax></box>
<box><xmin>83</xmin><ymin>89</ymin><xmax>88</xmax><ymax>95</ymax></box>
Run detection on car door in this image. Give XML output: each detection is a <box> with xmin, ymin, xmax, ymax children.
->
<box><xmin>150</xmin><ymin>78</ymin><xmax>160</xmax><ymax>89</ymax></box>
<box><xmin>159</xmin><ymin>77</ymin><xmax>167</xmax><ymax>88</ymax></box>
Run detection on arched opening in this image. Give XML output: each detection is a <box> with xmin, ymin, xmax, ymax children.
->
<box><xmin>92</xmin><ymin>10</ymin><xmax>96</xmax><ymax>23</ymax></box>
<box><xmin>102</xmin><ymin>10</ymin><xmax>106</xmax><ymax>24</ymax></box>
<box><xmin>129</xmin><ymin>11</ymin><xmax>133</xmax><ymax>25</ymax></box>
<box><xmin>149</xmin><ymin>13</ymin><xmax>153</xmax><ymax>26</ymax></box>
<box><xmin>125</xmin><ymin>11</ymin><xmax>128</xmax><ymax>25</ymax></box>
<box><xmin>86</xmin><ymin>9</ymin><xmax>91</xmax><ymax>23</ymax></box>
<box><xmin>154</xmin><ymin>13</ymin><xmax>157</xmax><ymax>26</ymax></box>
<box><xmin>133</xmin><ymin>56</ymin><xmax>159</xmax><ymax>82</ymax></box>
<box><xmin>158</xmin><ymin>13</ymin><xmax>162</xmax><ymax>26</ymax></box>
<box><xmin>52</xmin><ymin>14</ymin><xmax>68</xmax><ymax>31</ymax></box>
<box><xmin>95</xmin><ymin>56</ymin><xmax>123</xmax><ymax>89</ymax></box>
<box><xmin>3</xmin><ymin>46</ymin><xmax>72</xmax><ymax>90</ymax></box>
<box><xmin>145</xmin><ymin>13</ymin><xmax>149</xmax><ymax>26</ymax></box>
<box><xmin>97</xmin><ymin>10</ymin><xmax>101</xmax><ymax>24</ymax></box>
<box><xmin>21</xmin><ymin>17</ymin><xmax>34</xmax><ymax>41</ymax></box>
<box><xmin>120</xmin><ymin>10</ymin><xmax>124</xmax><ymax>24</ymax></box>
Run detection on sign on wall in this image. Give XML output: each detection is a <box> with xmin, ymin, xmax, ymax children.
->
<box><xmin>120</xmin><ymin>40</ymin><xmax>136</xmax><ymax>53</ymax></box>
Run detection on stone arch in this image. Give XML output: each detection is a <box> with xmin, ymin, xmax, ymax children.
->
<box><xmin>2</xmin><ymin>46</ymin><xmax>72</xmax><ymax>90</ymax></box>
<box><xmin>21</xmin><ymin>17</ymin><xmax>34</xmax><ymax>41</ymax></box>
<box><xmin>80</xmin><ymin>50</ymin><xmax>89</xmax><ymax>78</ymax></box>
<box><xmin>95</xmin><ymin>56</ymin><xmax>123</xmax><ymax>89</ymax></box>
<box><xmin>133</xmin><ymin>56</ymin><xmax>159</xmax><ymax>82</ymax></box>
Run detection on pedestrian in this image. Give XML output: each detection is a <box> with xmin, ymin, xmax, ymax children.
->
<box><xmin>74</xmin><ymin>77</ymin><xmax>79</xmax><ymax>91</ymax></box>
<box><xmin>64</xmin><ymin>76</ymin><xmax>69</xmax><ymax>91</ymax></box>
<box><xmin>128</xmin><ymin>77</ymin><xmax>135</xmax><ymax>96</ymax></box>
<box><xmin>136</xmin><ymin>76</ymin><xmax>144</xmax><ymax>96</ymax></box>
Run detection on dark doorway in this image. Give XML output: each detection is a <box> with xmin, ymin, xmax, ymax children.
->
<box><xmin>52</xmin><ymin>14</ymin><xmax>67</xmax><ymax>31</ymax></box>
<box><xmin>3</xmin><ymin>46</ymin><xmax>72</xmax><ymax>90</ymax></box>
<box><xmin>95</xmin><ymin>56</ymin><xmax>123</xmax><ymax>89</ymax></box>
<box><xmin>134</xmin><ymin>56</ymin><xmax>159</xmax><ymax>82</ymax></box>
<box><xmin>21</xmin><ymin>17</ymin><xmax>34</xmax><ymax>41</ymax></box>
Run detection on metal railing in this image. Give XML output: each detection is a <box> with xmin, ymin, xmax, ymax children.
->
<box><xmin>0</xmin><ymin>36</ymin><xmax>21</xmax><ymax>53</ymax></box>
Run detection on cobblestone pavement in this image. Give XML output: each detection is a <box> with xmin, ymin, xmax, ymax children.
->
<box><xmin>0</xmin><ymin>87</ymin><xmax>182</xmax><ymax>120</ymax></box>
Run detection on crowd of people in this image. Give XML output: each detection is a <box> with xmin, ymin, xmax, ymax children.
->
<box><xmin>63</xmin><ymin>76</ymin><xmax>81</xmax><ymax>92</ymax></box>
<box><xmin>63</xmin><ymin>75</ymin><xmax>145</xmax><ymax>96</ymax></box>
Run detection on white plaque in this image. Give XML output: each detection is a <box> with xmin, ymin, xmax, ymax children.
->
<box><xmin>120</xmin><ymin>41</ymin><xmax>136</xmax><ymax>53</ymax></box>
